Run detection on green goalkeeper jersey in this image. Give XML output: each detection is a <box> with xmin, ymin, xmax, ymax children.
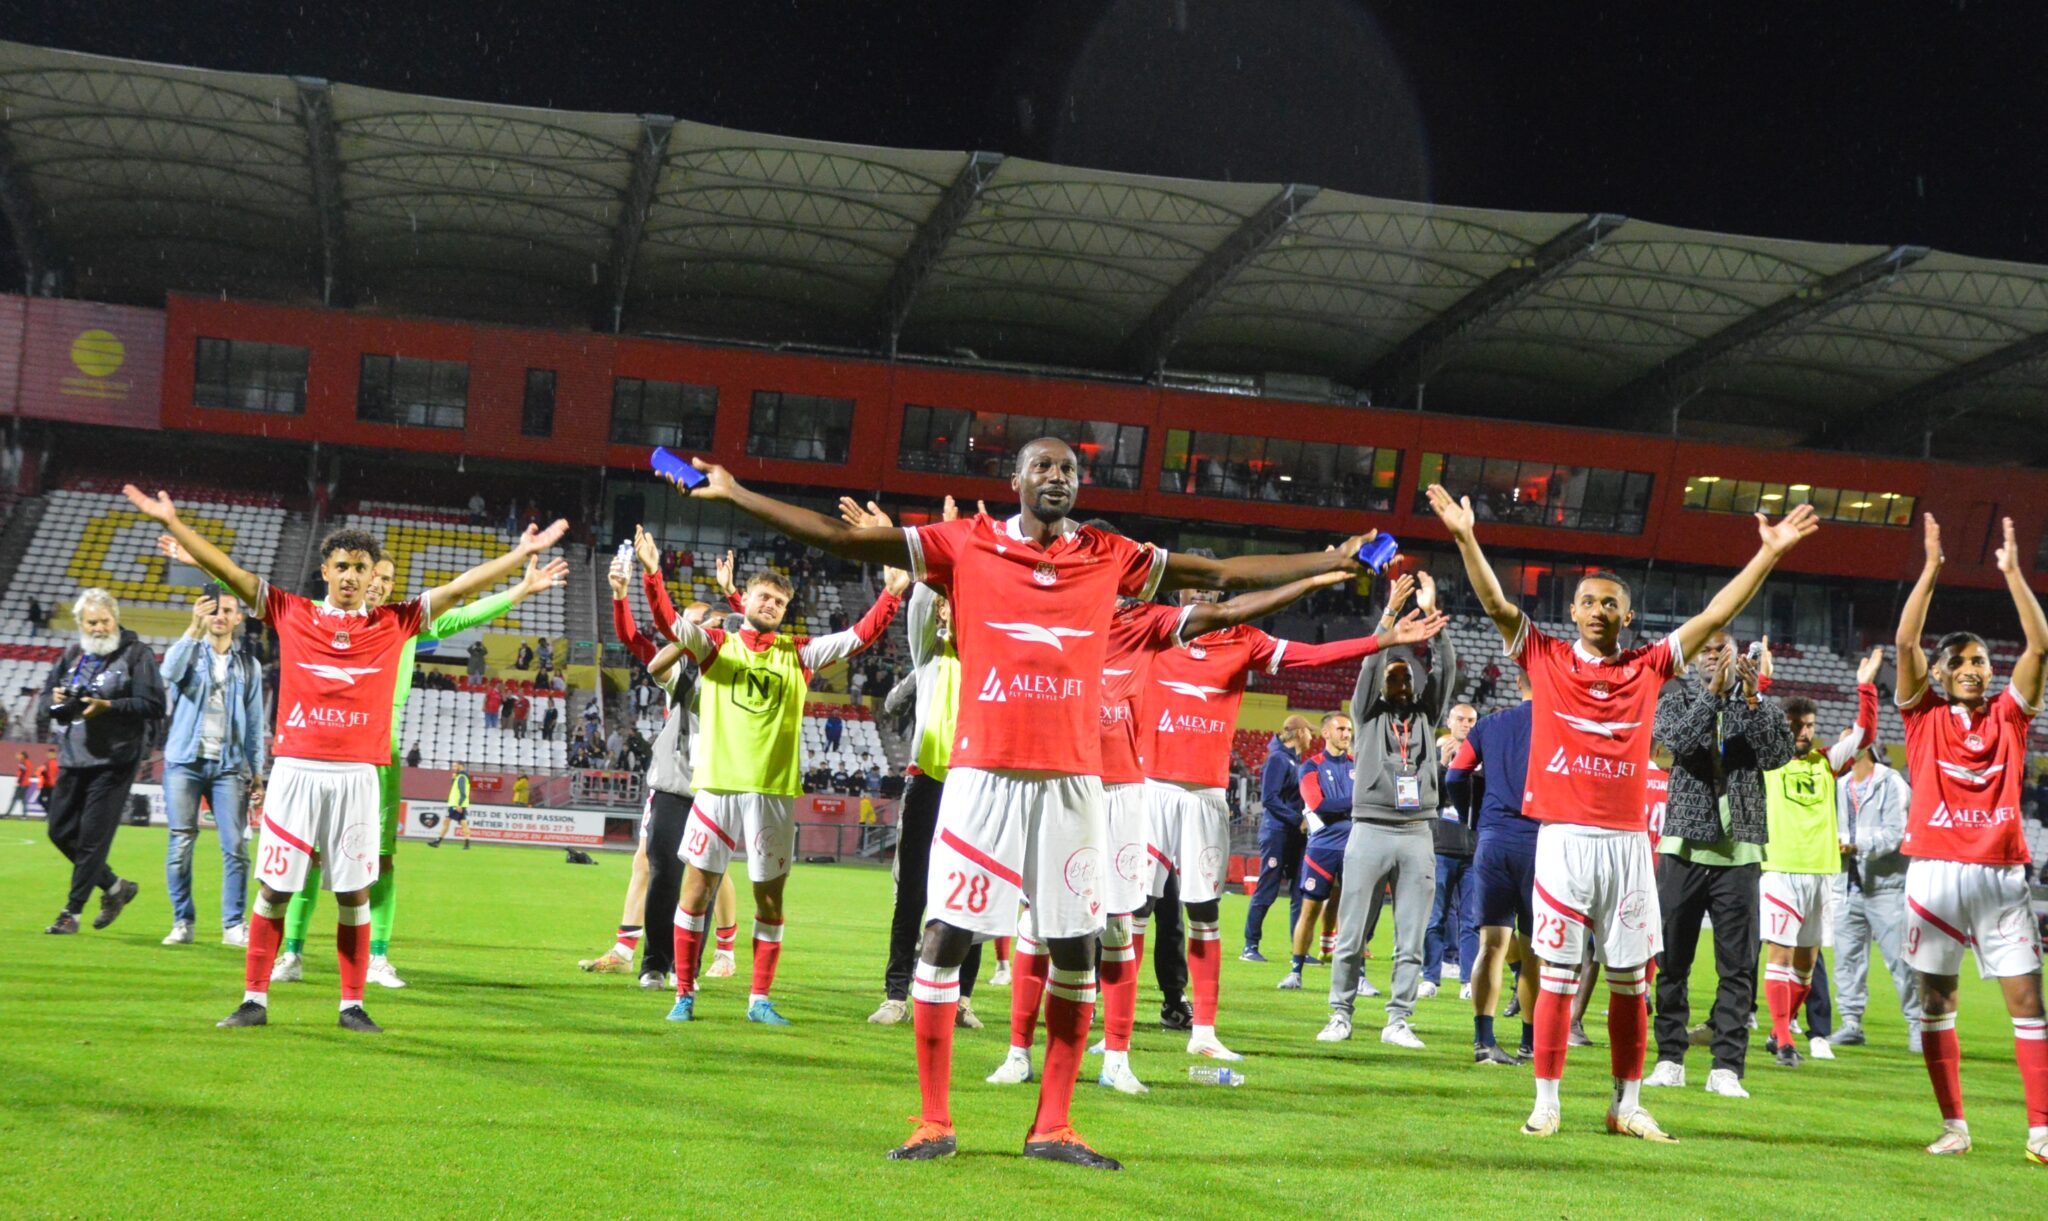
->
<box><xmin>389</xmin><ymin>587</ymin><xmax>524</xmax><ymax>751</ymax></box>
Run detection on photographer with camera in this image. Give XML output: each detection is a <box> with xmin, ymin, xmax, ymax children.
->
<box><xmin>40</xmin><ymin>588</ymin><xmax>165</xmax><ymax>935</ymax></box>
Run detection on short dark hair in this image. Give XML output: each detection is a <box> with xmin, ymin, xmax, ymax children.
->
<box><xmin>1014</xmin><ymin>436</ymin><xmax>1076</xmax><ymax>473</ymax></box>
<box><xmin>317</xmin><ymin>528</ymin><xmax>383</xmax><ymax>565</ymax></box>
<box><xmin>1784</xmin><ymin>697</ymin><xmax>1818</xmax><ymax>721</ymax></box>
<box><xmin>745</xmin><ymin>570</ymin><xmax>794</xmax><ymax>598</ymax></box>
<box><xmin>1935</xmin><ymin>631</ymin><xmax>1987</xmax><ymax>660</ymax></box>
<box><xmin>1577</xmin><ymin>569</ymin><xmax>1632</xmax><ymax>600</ymax></box>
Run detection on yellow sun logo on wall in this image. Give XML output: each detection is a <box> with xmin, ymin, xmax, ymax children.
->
<box><xmin>71</xmin><ymin>329</ymin><xmax>126</xmax><ymax>377</ymax></box>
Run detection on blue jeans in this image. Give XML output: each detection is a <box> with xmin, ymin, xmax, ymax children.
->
<box><xmin>164</xmin><ymin>759</ymin><xmax>249</xmax><ymax>928</ymax></box>
<box><xmin>1422</xmin><ymin>854</ymin><xmax>1478</xmax><ymax>985</ymax></box>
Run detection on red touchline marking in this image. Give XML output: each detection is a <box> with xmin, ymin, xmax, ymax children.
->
<box><xmin>1764</xmin><ymin>893</ymin><xmax>1804</xmax><ymax>921</ymax></box>
<box><xmin>262</xmin><ymin>814</ymin><xmax>314</xmax><ymax>856</ymax></box>
<box><xmin>1907</xmin><ymin>896</ymin><xmax>1970</xmax><ymax>945</ymax></box>
<box><xmin>1532</xmin><ymin>879</ymin><xmax>1587</xmax><ymax>925</ymax></box>
<box><xmin>690</xmin><ymin>805</ymin><xmax>738</xmax><ymax>851</ymax></box>
<box><xmin>939</xmin><ymin>828</ymin><xmax>1024</xmax><ymax>888</ymax></box>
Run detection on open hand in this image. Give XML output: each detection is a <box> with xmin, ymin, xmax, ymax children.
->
<box><xmin>521</xmin><ymin>555</ymin><xmax>571</xmax><ymax>595</ymax></box>
<box><xmin>1382</xmin><ymin>571</ymin><xmax>1416</xmax><ymax>619</ymax></box>
<box><xmin>941</xmin><ymin>495</ymin><xmax>960</xmax><ymax>523</ymax></box>
<box><xmin>122</xmin><ymin>484</ymin><xmax>179</xmax><ymax>525</ymax></box>
<box><xmin>1426</xmin><ymin>484</ymin><xmax>1475</xmax><ymax>538</ymax></box>
<box><xmin>1756</xmin><ymin>502</ymin><xmax>1819</xmax><ymax>556</ymax></box>
<box><xmin>1380</xmin><ymin>608</ymin><xmax>1449</xmax><ymax>648</ymax></box>
<box><xmin>1994</xmin><ymin>516</ymin><xmax>2020</xmax><ymax>574</ymax></box>
<box><xmin>714</xmin><ymin>549</ymin><xmax>736</xmax><ymax>596</ymax></box>
<box><xmin>684</xmin><ymin>458</ymin><xmax>735</xmax><ymax>500</ymax></box>
<box><xmin>518</xmin><ymin>519</ymin><xmax>570</xmax><ymax>555</ymax></box>
<box><xmin>158</xmin><ymin>535</ymin><xmax>196</xmax><ymax>566</ymax></box>
<box><xmin>1416</xmin><ymin>570</ymin><xmax>1438</xmax><ymax>614</ymax></box>
<box><xmin>632</xmin><ymin>525</ymin><xmax>661</xmax><ymax>574</ymax></box>
<box><xmin>1922</xmin><ymin>512</ymin><xmax>1943</xmax><ymax>568</ymax></box>
<box><xmin>1855</xmin><ymin>646</ymin><xmax>1884</xmax><ymax>686</ymax></box>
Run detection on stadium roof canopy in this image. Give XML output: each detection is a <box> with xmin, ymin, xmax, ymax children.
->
<box><xmin>2</xmin><ymin>39</ymin><xmax>2046</xmax><ymax>464</ymax></box>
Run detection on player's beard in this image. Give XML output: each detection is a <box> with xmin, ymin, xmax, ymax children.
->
<box><xmin>78</xmin><ymin>630</ymin><xmax>120</xmax><ymax>657</ymax></box>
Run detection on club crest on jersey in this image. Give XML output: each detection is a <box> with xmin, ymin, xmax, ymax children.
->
<box><xmin>1189</xmin><ymin>645</ymin><xmax>1208</xmax><ymax>660</ymax></box>
<box><xmin>1032</xmin><ymin>562</ymin><xmax>1058</xmax><ymax>586</ymax></box>
<box><xmin>1588</xmin><ymin>680</ymin><xmax>1611</xmax><ymax>701</ymax></box>
<box><xmin>1964</xmin><ymin>733</ymin><xmax>1984</xmax><ymax>752</ymax></box>
<box><xmin>332</xmin><ymin>629</ymin><xmax>351</xmax><ymax>649</ymax></box>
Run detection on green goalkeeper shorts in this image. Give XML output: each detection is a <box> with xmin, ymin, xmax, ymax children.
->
<box><xmin>379</xmin><ymin>759</ymin><xmax>401</xmax><ymax>857</ymax></box>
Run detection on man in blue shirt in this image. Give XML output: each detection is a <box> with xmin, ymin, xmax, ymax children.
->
<box><xmin>1444</xmin><ymin>670</ymin><xmax>1538</xmax><ymax>1065</ymax></box>
<box><xmin>1280</xmin><ymin>712</ymin><xmax>1355</xmax><ymax>992</ymax></box>
<box><xmin>1242</xmin><ymin>716</ymin><xmax>1313</xmax><ymax>961</ymax></box>
<box><xmin>160</xmin><ymin>592</ymin><xmax>266</xmax><ymax>947</ymax></box>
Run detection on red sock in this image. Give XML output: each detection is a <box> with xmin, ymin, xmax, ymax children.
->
<box><xmin>1100</xmin><ymin>922</ymin><xmax>1137</xmax><ymax>1053</ymax></box>
<box><xmin>1030</xmin><ymin>967</ymin><xmax>1097</xmax><ymax>1138</ymax></box>
<box><xmin>911</xmin><ymin>963</ymin><xmax>961</xmax><ymax>1128</ymax></box>
<box><xmin>1009</xmin><ymin>951</ymin><xmax>1050</xmax><ymax>1049</ymax></box>
<box><xmin>1921</xmin><ymin>1016</ymin><xmax>1964</xmax><ymax>1121</ymax></box>
<box><xmin>1188</xmin><ymin>920</ymin><xmax>1221</xmax><ymax>1027</ymax></box>
<box><xmin>1320</xmin><ymin>931</ymin><xmax>1335</xmax><ymax>957</ymax></box>
<box><xmin>673</xmin><ymin>907</ymin><xmax>706</xmax><ymax>997</ymax></box>
<box><xmin>1533</xmin><ymin>967</ymin><xmax>1577</xmax><ymax>1081</ymax></box>
<box><xmin>336</xmin><ymin>906</ymin><xmax>370</xmax><ymax>1004</ymax></box>
<box><xmin>715</xmin><ymin>924</ymin><xmax>736</xmax><ymax>954</ymax></box>
<box><xmin>616</xmin><ymin>923</ymin><xmax>643</xmax><ymax>953</ymax></box>
<box><xmin>1764</xmin><ymin>966</ymin><xmax>1796</xmax><ymax>1045</ymax></box>
<box><xmin>994</xmin><ymin>936</ymin><xmax>1012</xmax><ymax>965</ymax></box>
<box><xmin>1607</xmin><ymin>968</ymin><xmax>1647</xmax><ymax>1082</ymax></box>
<box><xmin>750</xmin><ymin>919</ymin><xmax>784</xmax><ymax>999</ymax></box>
<box><xmin>243</xmin><ymin>905</ymin><xmax>285</xmax><ymax>995</ymax></box>
<box><xmin>2015</xmin><ymin>1016</ymin><xmax>2048</xmax><ymax>1126</ymax></box>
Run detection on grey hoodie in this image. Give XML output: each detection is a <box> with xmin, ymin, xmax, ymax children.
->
<box><xmin>1349</xmin><ymin>631</ymin><xmax>1457</xmax><ymax>823</ymax></box>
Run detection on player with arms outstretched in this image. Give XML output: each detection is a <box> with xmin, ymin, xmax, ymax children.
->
<box><xmin>668</xmin><ymin>438</ymin><xmax>1373</xmax><ymax>1169</ymax></box>
<box><xmin>1429</xmin><ymin>482</ymin><xmax>1817</xmax><ymax>1141</ymax></box>
<box><xmin>125</xmin><ymin>485</ymin><xmax>565</xmax><ymax>1031</ymax></box>
<box><xmin>1892</xmin><ymin>515</ymin><xmax>2047</xmax><ymax>1162</ymax></box>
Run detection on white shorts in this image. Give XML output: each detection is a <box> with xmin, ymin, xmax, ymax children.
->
<box><xmin>1530</xmin><ymin>823</ymin><xmax>1660</xmax><ymax>969</ymax></box>
<box><xmin>1760</xmin><ymin>871</ymin><xmax>1828</xmax><ymax>949</ymax></box>
<box><xmin>1904</xmin><ymin>857</ymin><xmax>2043</xmax><ymax>980</ymax></box>
<box><xmin>924</xmin><ymin>767</ymin><xmax>1106</xmax><ymax>941</ymax></box>
<box><xmin>1145</xmin><ymin>780</ymin><xmax>1231</xmax><ymax>905</ymax></box>
<box><xmin>682</xmin><ymin>790</ymin><xmax>795</xmax><ymax>883</ymax></box>
<box><xmin>1103</xmin><ymin>782</ymin><xmax>1149</xmax><ymax>916</ymax></box>
<box><xmin>256</xmin><ymin>758</ymin><xmax>381</xmax><ymax>894</ymax></box>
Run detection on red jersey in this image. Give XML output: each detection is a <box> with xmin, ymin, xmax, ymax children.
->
<box><xmin>263</xmin><ymin>583</ymin><xmax>427</xmax><ymax>766</ymax></box>
<box><xmin>1099</xmin><ymin>602</ymin><xmax>1192</xmax><ymax>787</ymax></box>
<box><xmin>1645</xmin><ymin>765</ymin><xmax>1669</xmax><ymax>853</ymax></box>
<box><xmin>905</xmin><ymin>513</ymin><xmax>1166</xmax><ymax>774</ymax></box>
<box><xmin>41</xmin><ymin>758</ymin><xmax>57</xmax><ymax>787</ymax></box>
<box><xmin>1143</xmin><ymin>625</ymin><xmax>1284</xmax><ymax>788</ymax></box>
<box><xmin>1898</xmin><ymin>683</ymin><xmax>2037</xmax><ymax>866</ymax></box>
<box><xmin>1513</xmin><ymin>621</ymin><xmax>1681</xmax><ymax>832</ymax></box>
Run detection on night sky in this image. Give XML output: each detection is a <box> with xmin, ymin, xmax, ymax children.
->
<box><xmin>10</xmin><ymin>0</ymin><xmax>2048</xmax><ymax>262</ymax></box>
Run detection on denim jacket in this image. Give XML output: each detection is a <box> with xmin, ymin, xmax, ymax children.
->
<box><xmin>161</xmin><ymin>635</ymin><xmax>266</xmax><ymax>775</ymax></box>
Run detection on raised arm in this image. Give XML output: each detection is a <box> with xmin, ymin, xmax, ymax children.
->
<box><xmin>1162</xmin><ymin>535</ymin><xmax>1368</xmax><ymax>594</ymax></box>
<box><xmin>1181</xmin><ymin>570</ymin><xmax>1350</xmax><ymax>637</ymax></box>
<box><xmin>1894</xmin><ymin>513</ymin><xmax>1942</xmax><ymax>705</ymax></box>
<box><xmin>122</xmin><ymin>485</ymin><xmax>260</xmax><ymax>607</ymax></box>
<box><xmin>1670</xmin><ymin>504</ymin><xmax>1820</xmax><ymax>663</ymax></box>
<box><xmin>1426</xmin><ymin>484</ymin><xmax>1522</xmax><ymax>647</ymax></box>
<box><xmin>1994</xmin><ymin>515</ymin><xmax>2048</xmax><ymax>710</ymax></box>
<box><xmin>671</xmin><ymin>460</ymin><xmax>912</xmax><ymax>568</ymax></box>
<box><xmin>1416</xmin><ymin>573</ymin><xmax>1458</xmax><ymax>719</ymax></box>
<box><xmin>426</xmin><ymin>556</ymin><xmax>569</xmax><ymax>641</ymax></box>
<box><xmin>1824</xmin><ymin>649</ymin><xmax>1884</xmax><ymax>772</ymax></box>
<box><xmin>422</xmin><ymin>520</ymin><xmax>569</xmax><ymax>615</ymax></box>
<box><xmin>610</xmin><ymin>561</ymin><xmax>659</xmax><ymax>667</ymax></box>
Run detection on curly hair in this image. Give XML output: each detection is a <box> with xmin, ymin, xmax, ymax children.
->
<box><xmin>316</xmin><ymin>528</ymin><xmax>384</xmax><ymax>566</ymax></box>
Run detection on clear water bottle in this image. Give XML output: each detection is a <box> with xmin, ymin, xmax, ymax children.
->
<box><xmin>1188</xmin><ymin>1066</ymin><xmax>1243</xmax><ymax>1087</ymax></box>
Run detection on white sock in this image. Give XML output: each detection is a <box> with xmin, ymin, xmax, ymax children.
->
<box><xmin>339</xmin><ymin>999</ymin><xmax>361</xmax><ymax>1013</ymax></box>
<box><xmin>1534</xmin><ymin>1078</ymin><xmax>1561</xmax><ymax>1110</ymax></box>
<box><xmin>749</xmin><ymin>992</ymin><xmax>769</xmax><ymax>1005</ymax></box>
<box><xmin>1102</xmin><ymin>1049</ymin><xmax>1129</xmax><ymax>1074</ymax></box>
<box><xmin>1613</xmin><ymin>1077</ymin><xmax>1642</xmax><ymax>1114</ymax></box>
<box><xmin>2030</xmin><ymin>1124</ymin><xmax>2047</xmax><ymax>1141</ymax></box>
<box><xmin>1006</xmin><ymin>1045</ymin><xmax>1031</xmax><ymax>1063</ymax></box>
<box><xmin>1192</xmin><ymin>1023</ymin><xmax>1216</xmax><ymax>1042</ymax></box>
<box><xmin>243</xmin><ymin>990</ymin><xmax>268</xmax><ymax>1007</ymax></box>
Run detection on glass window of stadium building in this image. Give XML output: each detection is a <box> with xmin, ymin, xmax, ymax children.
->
<box><xmin>1158</xmin><ymin>428</ymin><xmax>1400</xmax><ymax>510</ymax></box>
<box><xmin>1412</xmin><ymin>452</ymin><xmax>1654</xmax><ymax>534</ymax></box>
<box><xmin>899</xmin><ymin>406</ymin><xmax>1146</xmax><ymax>489</ymax></box>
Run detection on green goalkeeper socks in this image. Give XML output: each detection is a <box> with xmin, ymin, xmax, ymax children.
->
<box><xmin>368</xmin><ymin>867</ymin><xmax>395</xmax><ymax>958</ymax></box>
<box><xmin>281</xmin><ymin>863</ymin><xmax>322</xmax><ymax>954</ymax></box>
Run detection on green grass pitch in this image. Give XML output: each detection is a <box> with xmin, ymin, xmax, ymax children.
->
<box><xmin>1</xmin><ymin>828</ymin><xmax>2041</xmax><ymax>1218</ymax></box>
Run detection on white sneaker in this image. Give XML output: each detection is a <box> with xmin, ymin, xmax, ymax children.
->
<box><xmin>220</xmin><ymin>923</ymin><xmax>247</xmax><ymax>948</ymax></box>
<box><xmin>1808</xmin><ymin>1036</ymin><xmax>1835</xmax><ymax>1061</ymax></box>
<box><xmin>705</xmin><ymin>950</ymin><xmax>736</xmax><ymax>979</ymax></box>
<box><xmin>269</xmin><ymin>951</ymin><xmax>303</xmax><ymax>983</ymax></box>
<box><xmin>954</xmin><ymin>998</ymin><xmax>982</xmax><ymax>1030</ymax></box>
<box><xmin>1276</xmin><ymin>971</ymin><xmax>1303</xmax><ymax>991</ymax></box>
<box><xmin>985</xmin><ymin>1046</ymin><xmax>1033</xmax><ymax>1085</ymax></box>
<box><xmin>990</xmin><ymin>963</ymin><xmax>1012</xmax><ymax>987</ymax></box>
<box><xmin>1925</xmin><ymin>1119</ymin><xmax>1971</xmax><ymax>1156</ymax></box>
<box><xmin>867</xmin><ymin>998</ymin><xmax>909</xmax><ymax>1025</ymax></box>
<box><xmin>1380</xmin><ymin>1020</ymin><xmax>1426</xmax><ymax>1050</ymax></box>
<box><xmin>1458</xmin><ymin>983</ymin><xmax>1472</xmax><ymax>1001</ymax></box>
<box><xmin>366</xmin><ymin>955</ymin><xmax>407</xmax><ymax>989</ymax></box>
<box><xmin>1606</xmin><ymin>1105</ymin><xmax>1678</xmax><ymax>1143</ymax></box>
<box><xmin>1521</xmin><ymin>1106</ymin><xmax>1561</xmax><ymax>1137</ymax></box>
<box><xmin>2026</xmin><ymin>1129</ymin><xmax>2047</xmax><ymax>1166</ymax></box>
<box><xmin>161</xmin><ymin>921</ymin><xmax>194</xmax><ymax>946</ymax></box>
<box><xmin>1644</xmin><ymin>1060</ymin><xmax>1686</xmax><ymax>1088</ymax></box>
<box><xmin>1361</xmin><ymin>978</ymin><xmax>1381</xmax><ymax>998</ymax></box>
<box><xmin>1417</xmin><ymin>981</ymin><xmax>1439</xmax><ymax>999</ymax></box>
<box><xmin>1097</xmin><ymin>1057</ymin><xmax>1149</xmax><ymax>1096</ymax></box>
<box><xmin>1187</xmin><ymin>1031</ymin><xmax>1244</xmax><ymax>1061</ymax></box>
<box><xmin>1316</xmin><ymin>1014</ymin><xmax>1352</xmax><ymax>1043</ymax></box>
<box><xmin>1704</xmin><ymin>1068</ymin><xmax>1749</xmax><ymax>1098</ymax></box>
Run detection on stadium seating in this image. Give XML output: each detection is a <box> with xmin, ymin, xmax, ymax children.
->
<box><xmin>338</xmin><ymin>503</ymin><xmax>568</xmax><ymax>640</ymax></box>
<box><xmin>4</xmin><ymin>484</ymin><xmax>285</xmax><ymax>624</ymax></box>
<box><xmin>399</xmin><ymin>685</ymin><xmax>568</xmax><ymax>771</ymax></box>
<box><xmin>799</xmin><ymin>702</ymin><xmax>886</xmax><ymax>776</ymax></box>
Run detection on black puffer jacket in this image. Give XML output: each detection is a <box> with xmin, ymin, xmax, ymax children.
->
<box><xmin>42</xmin><ymin>630</ymin><xmax>165</xmax><ymax>770</ymax></box>
<box><xmin>1653</xmin><ymin>677</ymin><xmax>1793</xmax><ymax>845</ymax></box>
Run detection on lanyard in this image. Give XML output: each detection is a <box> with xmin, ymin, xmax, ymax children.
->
<box><xmin>68</xmin><ymin>652</ymin><xmax>109</xmax><ymax>690</ymax></box>
<box><xmin>1393</xmin><ymin>716</ymin><xmax>1414</xmax><ymax>775</ymax></box>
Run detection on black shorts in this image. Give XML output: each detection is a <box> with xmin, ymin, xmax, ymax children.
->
<box><xmin>446</xmin><ymin>807</ymin><xmax>469</xmax><ymax>823</ymax></box>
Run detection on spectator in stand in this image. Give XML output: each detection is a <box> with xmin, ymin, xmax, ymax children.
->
<box><xmin>850</xmin><ymin>670</ymin><xmax>868</xmax><ymax>702</ymax></box>
<box><xmin>27</xmin><ymin>598</ymin><xmax>48</xmax><ymax>634</ymax></box>
<box><xmin>467</xmin><ymin>491</ymin><xmax>486</xmax><ymax>525</ymax></box>
<box><xmin>538</xmin><ymin>636</ymin><xmax>554</xmax><ymax>672</ymax></box>
<box><xmin>541</xmin><ymin>703</ymin><xmax>559</xmax><ymax>742</ymax></box>
<box><xmin>1474</xmin><ymin>661</ymin><xmax>1501</xmax><ymax>707</ymax></box>
<box><xmin>512</xmin><ymin>695</ymin><xmax>529</xmax><ymax>740</ymax></box>
<box><xmin>40</xmin><ymin>588</ymin><xmax>164</xmax><ymax>935</ymax></box>
<box><xmin>865</xmin><ymin>765</ymin><xmax>883</xmax><ymax>797</ymax></box>
<box><xmin>406</xmin><ymin>744</ymin><xmax>422</xmax><ymax>768</ymax></box>
<box><xmin>466</xmin><ymin>640</ymin><xmax>487</xmax><ymax>681</ymax></box>
<box><xmin>513</xmin><ymin>774</ymin><xmax>531</xmax><ymax>806</ymax></box>
<box><xmin>515</xmin><ymin>640</ymin><xmax>536</xmax><ymax>671</ymax></box>
<box><xmin>824</xmin><ymin>712</ymin><xmax>843</xmax><ymax>753</ymax></box>
<box><xmin>482</xmin><ymin>686</ymin><xmax>503</xmax><ymax>729</ymax></box>
<box><xmin>549</xmin><ymin>673</ymin><xmax>565</xmax><ymax>693</ymax></box>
